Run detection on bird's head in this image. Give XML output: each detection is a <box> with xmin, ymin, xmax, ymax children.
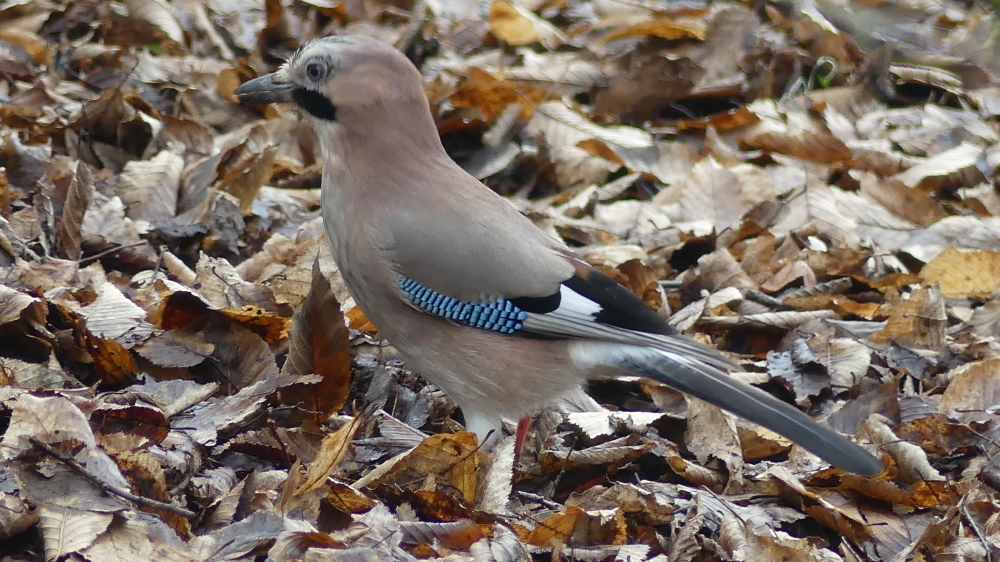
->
<box><xmin>235</xmin><ymin>35</ymin><xmax>429</xmax><ymax>130</ymax></box>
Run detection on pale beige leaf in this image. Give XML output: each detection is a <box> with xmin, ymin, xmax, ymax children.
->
<box><xmin>499</xmin><ymin>50</ymin><xmax>604</xmax><ymax>94</ymax></box>
<box><xmin>81</xmin><ymin>512</ymin><xmax>190</xmax><ymax>562</ymax></box>
<box><xmin>477</xmin><ymin>435</ymin><xmax>515</xmax><ymax>514</ymax></box>
<box><xmin>194</xmin><ymin>253</ymin><xmax>279</xmax><ymax>312</ymax></box>
<box><xmin>894</xmin><ymin>142</ymin><xmax>984</xmax><ymax>189</ymax></box>
<box><xmin>0</xmin><ymin>394</ymin><xmax>95</xmax><ymax>460</ymax></box>
<box><xmin>124</xmin><ymin>0</ymin><xmax>184</xmax><ymax>44</ymax></box>
<box><xmin>902</xmin><ymin>216</ymin><xmax>1000</xmax><ymax>263</ymax></box>
<box><xmin>117</xmin><ymin>148</ymin><xmax>184</xmax><ymax>223</ymax></box>
<box><xmin>677</xmin><ymin>158</ymin><xmax>771</xmax><ymax>232</ymax></box>
<box><xmin>0</xmin><ymin>284</ymin><xmax>45</xmax><ymax>326</ymax></box>
<box><xmin>38</xmin><ymin>506</ymin><xmax>112</xmax><ymax>561</ymax></box>
<box><xmin>620</xmin><ymin>141</ymin><xmax>697</xmax><ymax>188</ymax></box>
<box><xmin>566</xmin><ymin>411</ymin><xmax>664</xmax><ymax>439</ymax></box>
<box><xmin>685</xmin><ymin>398</ymin><xmax>744</xmax><ymax>478</ymax></box>
<box><xmin>79</xmin><ymin>281</ymin><xmax>154</xmax><ymax>346</ymax></box>
<box><xmin>529</xmin><ymin>101</ymin><xmax>653</xmax><ymax>150</ymax></box>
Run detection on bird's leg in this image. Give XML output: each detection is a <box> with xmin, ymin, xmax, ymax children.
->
<box><xmin>513</xmin><ymin>415</ymin><xmax>531</xmax><ymax>464</ymax></box>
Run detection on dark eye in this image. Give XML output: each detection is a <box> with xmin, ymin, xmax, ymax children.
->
<box><xmin>306</xmin><ymin>63</ymin><xmax>325</xmax><ymax>82</ymax></box>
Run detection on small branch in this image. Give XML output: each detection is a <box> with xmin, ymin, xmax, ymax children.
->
<box><xmin>29</xmin><ymin>437</ymin><xmax>196</xmax><ymax>518</ymax></box>
<box><xmin>79</xmin><ymin>241</ymin><xmax>149</xmax><ymax>265</ymax></box>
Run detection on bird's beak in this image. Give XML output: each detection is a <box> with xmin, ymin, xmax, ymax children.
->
<box><xmin>234</xmin><ymin>72</ymin><xmax>293</xmax><ymax>104</ymax></box>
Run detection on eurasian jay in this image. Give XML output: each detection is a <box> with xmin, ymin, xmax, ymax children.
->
<box><xmin>235</xmin><ymin>35</ymin><xmax>883</xmax><ymax>476</ymax></box>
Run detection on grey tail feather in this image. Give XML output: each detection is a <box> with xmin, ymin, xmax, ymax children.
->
<box><xmin>615</xmin><ymin>347</ymin><xmax>883</xmax><ymax>476</ymax></box>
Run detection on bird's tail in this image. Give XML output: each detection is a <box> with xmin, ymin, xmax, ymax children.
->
<box><xmin>572</xmin><ymin>342</ymin><xmax>883</xmax><ymax>476</ymax></box>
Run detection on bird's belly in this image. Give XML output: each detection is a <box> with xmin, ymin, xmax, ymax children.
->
<box><xmin>373</xmin><ymin>308</ymin><xmax>584</xmax><ymax>428</ymax></box>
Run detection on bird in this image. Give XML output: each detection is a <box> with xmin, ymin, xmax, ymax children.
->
<box><xmin>234</xmin><ymin>35</ymin><xmax>883</xmax><ymax>477</ymax></box>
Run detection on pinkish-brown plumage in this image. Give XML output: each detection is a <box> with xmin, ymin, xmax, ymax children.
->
<box><xmin>235</xmin><ymin>35</ymin><xmax>882</xmax><ymax>476</ymax></box>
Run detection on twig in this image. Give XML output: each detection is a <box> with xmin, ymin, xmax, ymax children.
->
<box><xmin>395</xmin><ymin>0</ymin><xmax>428</xmax><ymax>54</ymax></box>
<box><xmin>29</xmin><ymin>437</ymin><xmax>196</xmax><ymax>518</ymax></box>
<box><xmin>744</xmin><ymin>289</ymin><xmax>786</xmax><ymax>310</ymax></box>
<box><xmin>961</xmin><ymin>500</ymin><xmax>994</xmax><ymax>562</ymax></box>
<box><xmin>79</xmin><ymin>241</ymin><xmax>149</xmax><ymax>265</ymax></box>
<box><xmin>515</xmin><ymin>490</ymin><xmax>563</xmax><ymax>510</ymax></box>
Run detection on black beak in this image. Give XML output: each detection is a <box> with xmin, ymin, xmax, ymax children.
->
<box><xmin>234</xmin><ymin>73</ymin><xmax>293</xmax><ymax>104</ymax></box>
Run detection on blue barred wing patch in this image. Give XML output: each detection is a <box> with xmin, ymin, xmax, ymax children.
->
<box><xmin>400</xmin><ymin>277</ymin><xmax>527</xmax><ymax>334</ymax></box>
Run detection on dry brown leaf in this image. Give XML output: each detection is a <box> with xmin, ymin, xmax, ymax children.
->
<box><xmin>488</xmin><ymin>0</ymin><xmax>566</xmax><ymax>48</ymax></box>
<box><xmin>280</xmin><ymin>258</ymin><xmax>351</xmax><ymax>418</ymax></box>
<box><xmin>783</xmin><ymin>294</ymin><xmax>880</xmax><ymax>319</ymax></box>
<box><xmin>56</xmin><ymin>162</ymin><xmax>94</xmax><ymax>260</ymax></box>
<box><xmin>598</xmin><ymin>18</ymin><xmax>705</xmax><ymax>42</ymax></box>
<box><xmin>400</xmin><ymin>519</ymin><xmax>485</xmax><ymax>549</ymax></box>
<box><xmin>527</xmin><ymin>504</ymin><xmax>627</xmax><ymax>548</ymax></box>
<box><xmin>870</xmin><ymin>285</ymin><xmax>946</xmax><ymax>348</ymax></box>
<box><xmin>360</xmin><ymin>432</ymin><xmax>484</xmax><ymax>505</ymax></box>
<box><xmin>858</xmin><ymin>174</ymin><xmax>947</xmax><ymax>227</ymax></box>
<box><xmin>448</xmin><ymin>67</ymin><xmax>553</xmax><ymax>123</ymax></box>
<box><xmin>292</xmin><ymin>415</ymin><xmax>362</xmax><ymax>497</ymax></box>
<box><xmin>938</xmin><ymin>358</ymin><xmax>1000</xmax><ymax>424</ymax></box>
<box><xmin>768</xmin><ymin>467</ymin><xmax>874</xmax><ymax>543</ymax></box>
<box><xmin>81</xmin><ymin>330</ymin><xmax>139</xmax><ymax>387</ymax></box>
<box><xmin>920</xmin><ymin>246</ymin><xmax>1000</xmax><ymax>299</ymax></box>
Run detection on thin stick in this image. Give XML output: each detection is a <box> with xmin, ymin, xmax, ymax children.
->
<box><xmin>29</xmin><ymin>437</ymin><xmax>196</xmax><ymax>518</ymax></box>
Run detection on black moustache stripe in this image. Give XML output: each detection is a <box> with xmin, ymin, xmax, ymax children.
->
<box><xmin>292</xmin><ymin>88</ymin><xmax>337</xmax><ymax>121</ymax></box>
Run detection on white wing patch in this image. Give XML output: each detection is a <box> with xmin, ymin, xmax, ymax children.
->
<box><xmin>522</xmin><ymin>283</ymin><xmax>739</xmax><ymax>372</ymax></box>
<box><xmin>556</xmin><ymin>284</ymin><xmax>602</xmax><ymax>315</ymax></box>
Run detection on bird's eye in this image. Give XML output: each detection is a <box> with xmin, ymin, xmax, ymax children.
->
<box><xmin>306</xmin><ymin>63</ymin><xmax>325</xmax><ymax>82</ymax></box>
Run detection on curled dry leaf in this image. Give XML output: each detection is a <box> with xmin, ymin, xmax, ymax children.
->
<box><xmin>56</xmin><ymin>161</ymin><xmax>93</xmax><ymax>261</ymax></box>
<box><xmin>526</xmin><ymin>504</ymin><xmax>626</xmax><ymax>548</ymax></box>
<box><xmin>288</xmin><ymin>415</ymin><xmax>362</xmax><ymax>498</ymax></box>
<box><xmin>864</xmin><ymin>416</ymin><xmax>944</xmax><ymax>483</ymax></box>
<box><xmin>124</xmin><ymin>0</ymin><xmax>185</xmax><ymax>45</ymax></box>
<box><xmin>448</xmin><ymin>67</ymin><xmax>552</xmax><ymax>124</ymax></box>
<box><xmin>598</xmin><ymin>18</ymin><xmax>706</xmax><ymax>42</ymax></box>
<box><xmin>399</xmin><ymin>518</ymin><xmax>485</xmax><ymax>549</ymax></box>
<box><xmin>488</xmin><ymin>0</ymin><xmax>566</xmax><ymax>49</ymax></box>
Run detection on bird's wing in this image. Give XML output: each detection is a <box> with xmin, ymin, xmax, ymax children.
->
<box><xmin>390</xmin><ymin>200</ymin><xmax>737</xmax><ymax>372</ymax></box>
